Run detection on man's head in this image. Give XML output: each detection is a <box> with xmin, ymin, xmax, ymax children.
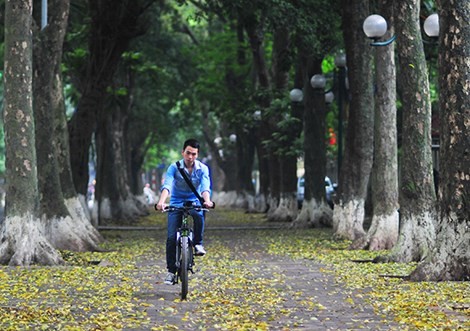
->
<box><xmin>182</xmin><ymin>138</ymin><xmax>200</xmax><ymax>166</ymax></box>
<box><xmin>183</xmin><ymin>138</ymin><xmax>200</xmax><ymax>151</ymax></box>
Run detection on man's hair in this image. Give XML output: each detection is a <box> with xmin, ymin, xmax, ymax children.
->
<box><xmin>183</xmin><ymin>138</ymin><xmax>200</xmax><ymax>150</ymax></box>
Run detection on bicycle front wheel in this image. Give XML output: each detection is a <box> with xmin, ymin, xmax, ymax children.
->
<box><xmin>180</xmin><ymin>236</ymin><xmax>190</xmax><ymax>300</ymax></box>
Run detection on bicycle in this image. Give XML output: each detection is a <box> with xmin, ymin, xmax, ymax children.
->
<box><xmin>161</xmin><ymin>202</ymin><xmax>208</xmax><ymax>300</ymax></box>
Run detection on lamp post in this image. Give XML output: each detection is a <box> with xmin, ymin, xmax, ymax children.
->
<box><xmin>289</xmin><ymin>87</ymin><xmax>304</xmax><ymax>181</ymax></box>
<box><xmin>363</xmin><ymin>14</ymin><xmax>396</xmax><ymax>46</ymax></box>
<box><xmin>310</xmin><ymin>74</ymin><xmax>326</xmax><ymax>90</ymax></box>
<box><xmin>41</xmin><ymin>0</ymin><xmax>48</xmax><ymax>30</ymax></box>
<box><xmin>253</xmin><ymin>110</ymin><xmax>262</xmax><ymax>121</ymax></box>
<box><xmin>289</xmin><ymin>88</ymin><xmax>303</xmax><ymax>103</ymax></box>
<box><xmin>423</xmin><ymin>13</ymin><xmax>439</xmax><ymax>37</ymax></box>
<box><xmin>324</xmin><ymin>91</ymin><xmax>334</xmax><ymax>104</ymax></box>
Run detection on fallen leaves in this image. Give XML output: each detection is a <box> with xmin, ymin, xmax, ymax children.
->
<box><xmin>264</xmin><ymin>228</ymin><xmax>470</xmax><ymax>330</ymax></box>
<box><xmin>0</xmin><ymin>209</ymin><xmax>467</xmax><ymax>330</ymax></box>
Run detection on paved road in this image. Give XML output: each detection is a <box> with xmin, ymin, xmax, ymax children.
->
<box><xmin>128</xmin><ymin>215</ymin><xmax>400</xmax><ymax>330</ymax></box>
<box><xmin>0</xmin><ymin>208</ymin><xmax>402</xmax><ymax>330</ymax></box>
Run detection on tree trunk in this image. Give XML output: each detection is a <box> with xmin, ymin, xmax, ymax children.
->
<box><xmin>231</xmin><ymin>18</ymin><xmax>256</xmax><ymax>201</ymax></box>
<box><xmin>32</xmin><ymin>0</ymin><xmax>103</xmax><ymax>251</ymax></box>
<box><xmin>377</xmin><ymin>0</ymin><xmax>437</xmax><ymax>263</ymax></box>
<box><xmin>128</xmin><ymin>131</ymin><xmax>148</xmax><ymax>195</ymax></box>
<box><xmin>235</xmin><ymin>130</ymin><xmax>256</xmax><ymax>194</ymax></box>
<box><xmin>245</xmin><ymin>15</ymin><xmax>273</xmax><ymax>213</ymax></box>
<box><xmin>333</xmin><ymin>0</ymin><xmax>375</xmax><ymax>239</ymax></box>
<box><xmin>53</xmin><ymin>61</ymin><xmax>92</xmax><ymax>217</ymax></box>
<box><xmin>68</xmin><ymin>0</ymin><xmax>148</xmax><ymax>195</ymax></box>
<box><xmin>409</xmin><ymin>1</ymin><xmax>470</xmax><ymax>281</ymax></box>
<box><xmin>234</xmin><ymin>129</ymin><xmax>257</xmax><ymax>210</ymax></box>
<box><xmin>352</xmin><ymin>0</ymin><xmax>399</xmax><ymax>251</ymax></box>
<box><xmin>293</xmin><ymin>56</ymin><xmax>332</xmax><ymax>228</ymax></box>
<box><xmin>53</xmin><ymin>66</ymin><xmax>102</xmax><ymax>238</ymax></box>
<box><xmin>206</xmin><ymin>15</ymin><xmax>258</xmax><ymax>210</ymax></box>
<box><xmin>0</xmin><ymin>0</ymin><xmax>62</xmax><ymax>265</ymax></box>
<box><xmin>95</xmin><ymin>88</ymin><xmax>148</xmax><ymax>223</ymax></box>
<box><xmin>269</xmin><ymin>27</ymin><xmax>298</xmax><ymax>222</ymax></box>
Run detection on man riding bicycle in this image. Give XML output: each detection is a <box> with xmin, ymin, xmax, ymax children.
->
<box><xmin>156</xmin><ymin>139</ymin><xmax>214</xmax><ymax>285</ymax></box>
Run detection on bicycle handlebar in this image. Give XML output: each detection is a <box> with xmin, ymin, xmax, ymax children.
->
<box><xmin>166</xmin><ymin>205</ymin><xmax>208</xmax><ymax>212</ymax></box>
<box><xmin>154</xmin><ymin>204</ymin><xmax>212</xmax><ymax>212</ymax></box>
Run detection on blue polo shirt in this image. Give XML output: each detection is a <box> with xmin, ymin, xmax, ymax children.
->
<box><xmin>161</xmin><ymin>159</ymin><xmax>211</xmax><ymax>206</ymax></box>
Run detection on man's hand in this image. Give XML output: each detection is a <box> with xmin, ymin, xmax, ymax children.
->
<box><xmin>203</xmin><ymin>200</ymin><xmax>214</xmax><ymax>208</ymax></box>
<box><xmin>156</xmin><ymin>201</ymin><xmax>167</xmax><ymax>211</ymax></box>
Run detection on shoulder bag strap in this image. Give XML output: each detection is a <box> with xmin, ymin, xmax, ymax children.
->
<box><xmin>176</xmin><ymin>161</ymin><xmax>204</xmax><ymax>204</ymax></box>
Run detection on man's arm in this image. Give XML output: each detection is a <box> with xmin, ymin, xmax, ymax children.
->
<box><xmin>156</xmin><ymin>189</ymin><xmax>169</xmax><ymax>210</ymax></box>
<box><xmin>156</xmin><ymin>163</ymin><xmax>176</xmax><ymax>210</ymax></box>
<box><xmin>200</xmin><ymin>164</ymin><xmax>214</xmax><ymax>208</ymax></box>
<box><xmin>201</xmin><ymin>191</ymin><xmax>214</xmax><ymax>208</ymax></box>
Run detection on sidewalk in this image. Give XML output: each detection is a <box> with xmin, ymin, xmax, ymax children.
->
<box><xmin>128</xmin><ymin>214</ymin><xmax>401</xmax><ymax>330</ymax></box>
<box><xmin>0</xmin><ymin>209</ymin><xmax>403</xmax><ymax>330</ymax></box>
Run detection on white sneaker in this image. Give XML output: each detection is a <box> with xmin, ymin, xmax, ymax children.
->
<box><xmin>164</xmin><ymin>272</ymin><xmax>176</xmax><ymax>285</ymax></box>
<box><xmin>194</xmin><ymin>244</ymin><xmax>206</xmax><ymax>256</ymax></box>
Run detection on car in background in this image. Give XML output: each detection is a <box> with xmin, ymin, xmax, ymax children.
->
<box><xmin>297</xmin><ymin>176</ymin><xmax>337</xmax><ymax>209</ymax></box>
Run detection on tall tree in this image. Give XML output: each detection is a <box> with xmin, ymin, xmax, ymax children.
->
<box><xmin>333</xmin><ymin>0</ymin><xmax>375</xmax><ymax>238</ymax></box>
<box><xmin>0</xmin><ymin>0</ymin><xmax>62</xmax><ymax>265</ymax></box>
<box><xmin>32</xmin><ymin>0</ymin><xmax>102</xmax><ymax>250</ymax></box>
<box><xmin>410</xmin><ymin>1</ymin><xmax>470</xmax><ymax>281</ymax></box>
<box><xmin>243</xmin><ymin>7</ymin><xmax>280</xmax><ymax>214</ymax></box>
<box><xmin>267</xmin><ymin>25</ymin><xmax>298</xmax><ymax>222</ymax></box>
<box><xmin>95</xmin><ymin>63</ymin><xmax>148</xmax><ymax>222</ymax></box>
<box><xmin>68</xmin><ymin>0</ymin><xmax>153</xmax><ymax>196</ymax></box>
<box><xmin>351</xmin><ymin>0</ymin><xmax>399</xmax><ymax>250</ymax></box>
<box><xmin>293</xmin><ymin>55</ymin><xmax>330</xmax><ymax>227</ymax></box>
<box><xmin>377</xmin><ymin>0</ymin><xmax>437</xmax><ymax>263</ymax></box>
<box><xmin>291</xmin><ymin>0</ymin><xmax>342</xmax><ymax>228</ymax></box>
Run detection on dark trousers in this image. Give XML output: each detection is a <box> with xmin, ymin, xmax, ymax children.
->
<box><xmin>166</xmin><ymin>209</ymin><xmax>204</xmax><ymax>273</ymax></box>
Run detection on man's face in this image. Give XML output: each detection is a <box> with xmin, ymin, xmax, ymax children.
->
<box><xmin>182</xmin><ymin>146</ymin><xmax>198</xmax><ymax>165</ymax></box>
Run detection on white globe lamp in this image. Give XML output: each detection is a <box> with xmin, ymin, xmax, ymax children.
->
<box><xmin>424</xmin><ymin>13</ymin><xmax>439</xmax><ymax>37</ymax></box>
<box><xmin>363</xmin><ymin>14</ymin><xmax>387</xmax><ymax>39</ymax></box>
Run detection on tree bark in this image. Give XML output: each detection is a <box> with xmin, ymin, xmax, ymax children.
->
<box><xmin>377</xmin><ymin>0</ymin><xmax>437</xmax><ymax>263</ymax></box>
<box><xmin>68</xmin><ymin>0</ymin><xmax>148</xmax><ymax>195</ymax></box>
<box><xmin>95</xmin><ymin>74</ymin><xmax>148</xmax><ymax>223</ymax></box>
<box><xmin>293</xmin><ymin>55</ymin><xmax>332</xmax><ymax>228</ymax></box>
<box><xmin>269</xmin><ymin>26</ymin><xmax>298</xmax><ymax>223</ymax></box>
<box><xmin>32</xmin><ymin>0</ymin><xmax>103</xmax><ymax>251</ymax></box>
<box><xmin>231</xmin><ymin>18</ymin><xmax>256</xmax><ymax>200</ymax></box>
<box><xmin>0</xmin><ymin>0</ymin><xmax>62</xmax><ymax>265</ymax></box>
<box><xmin>409</xmin><ymin>0</ymin><xmax>470</xmax><ymax>281</ymax></box>
<box><xmin>352</xmin><ymin>0</ymin><xmax>399</xmax><ymax>251</ymax></box>
<box><xmin>245</xmin><ymin>14</ymin><xmax>273</xmax><ymax>213</ymax></box>
<box><xmin>333</xmin><ymin>0</ymin><xmax>375</xmax><ymax>239</ymax></box>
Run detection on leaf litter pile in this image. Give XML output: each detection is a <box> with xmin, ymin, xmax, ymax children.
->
<box><xmin>0</xmin><ymin>209</ymin><xmax>467</xmax><ymax>330</ymax></box>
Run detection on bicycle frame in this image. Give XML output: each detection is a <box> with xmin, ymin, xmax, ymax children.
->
<box><xmin>175</xmin><ymin>209</ymin><xmax>194</xmax><ymax>272</ymax></box>
<box><xmin>164</xmin><ymin>203</ymin><xmax>207</xmax><ymax>300</ymax></box>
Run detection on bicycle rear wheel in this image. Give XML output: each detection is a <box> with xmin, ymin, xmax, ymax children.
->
<box><xmin>180</xmin><ymin>236</ymin><xmax>190</xmax><ymax>300</ymax></box>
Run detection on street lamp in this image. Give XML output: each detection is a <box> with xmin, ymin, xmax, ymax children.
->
<box><xmin>229</xmin><ymin>134</ymin><xmax>237</xmax><ymax>143</ymax></box>
<box><xmin>310</xmin><ymin>74</ymin><xmax>326</xmax><ymax>89</ymax></box>
<box><xmin>289</xmin><ymin>88</ymin><xmax>303</xmax><ymax>103</ymax></box>
<box><xmin>253</xmin><ymin>110</ymin><xmax>262</xmax><ymax>121</ymax></box>
<box><xmin>363</xmin><ymin>14</ymin><xmax>396</xmax><ymax>46</ymax></box>
<box><xmin>214</xmin><ymin>137</ymin><xmax>222</xmax><ymax>146</ymax></box>
<box><xmin>334</xmin><ymin>52</ymin><xmax>347</xmax><ymax>68</ymax></box>
<box><xmin>325</xmin><ymin>91</ymin><xmax>334</xmax><ymax>104</ymax></box>
<box><xmin>423</xmin><ymin>13</ymin><xmax>439</xmax><ymax>37</ymax></box>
